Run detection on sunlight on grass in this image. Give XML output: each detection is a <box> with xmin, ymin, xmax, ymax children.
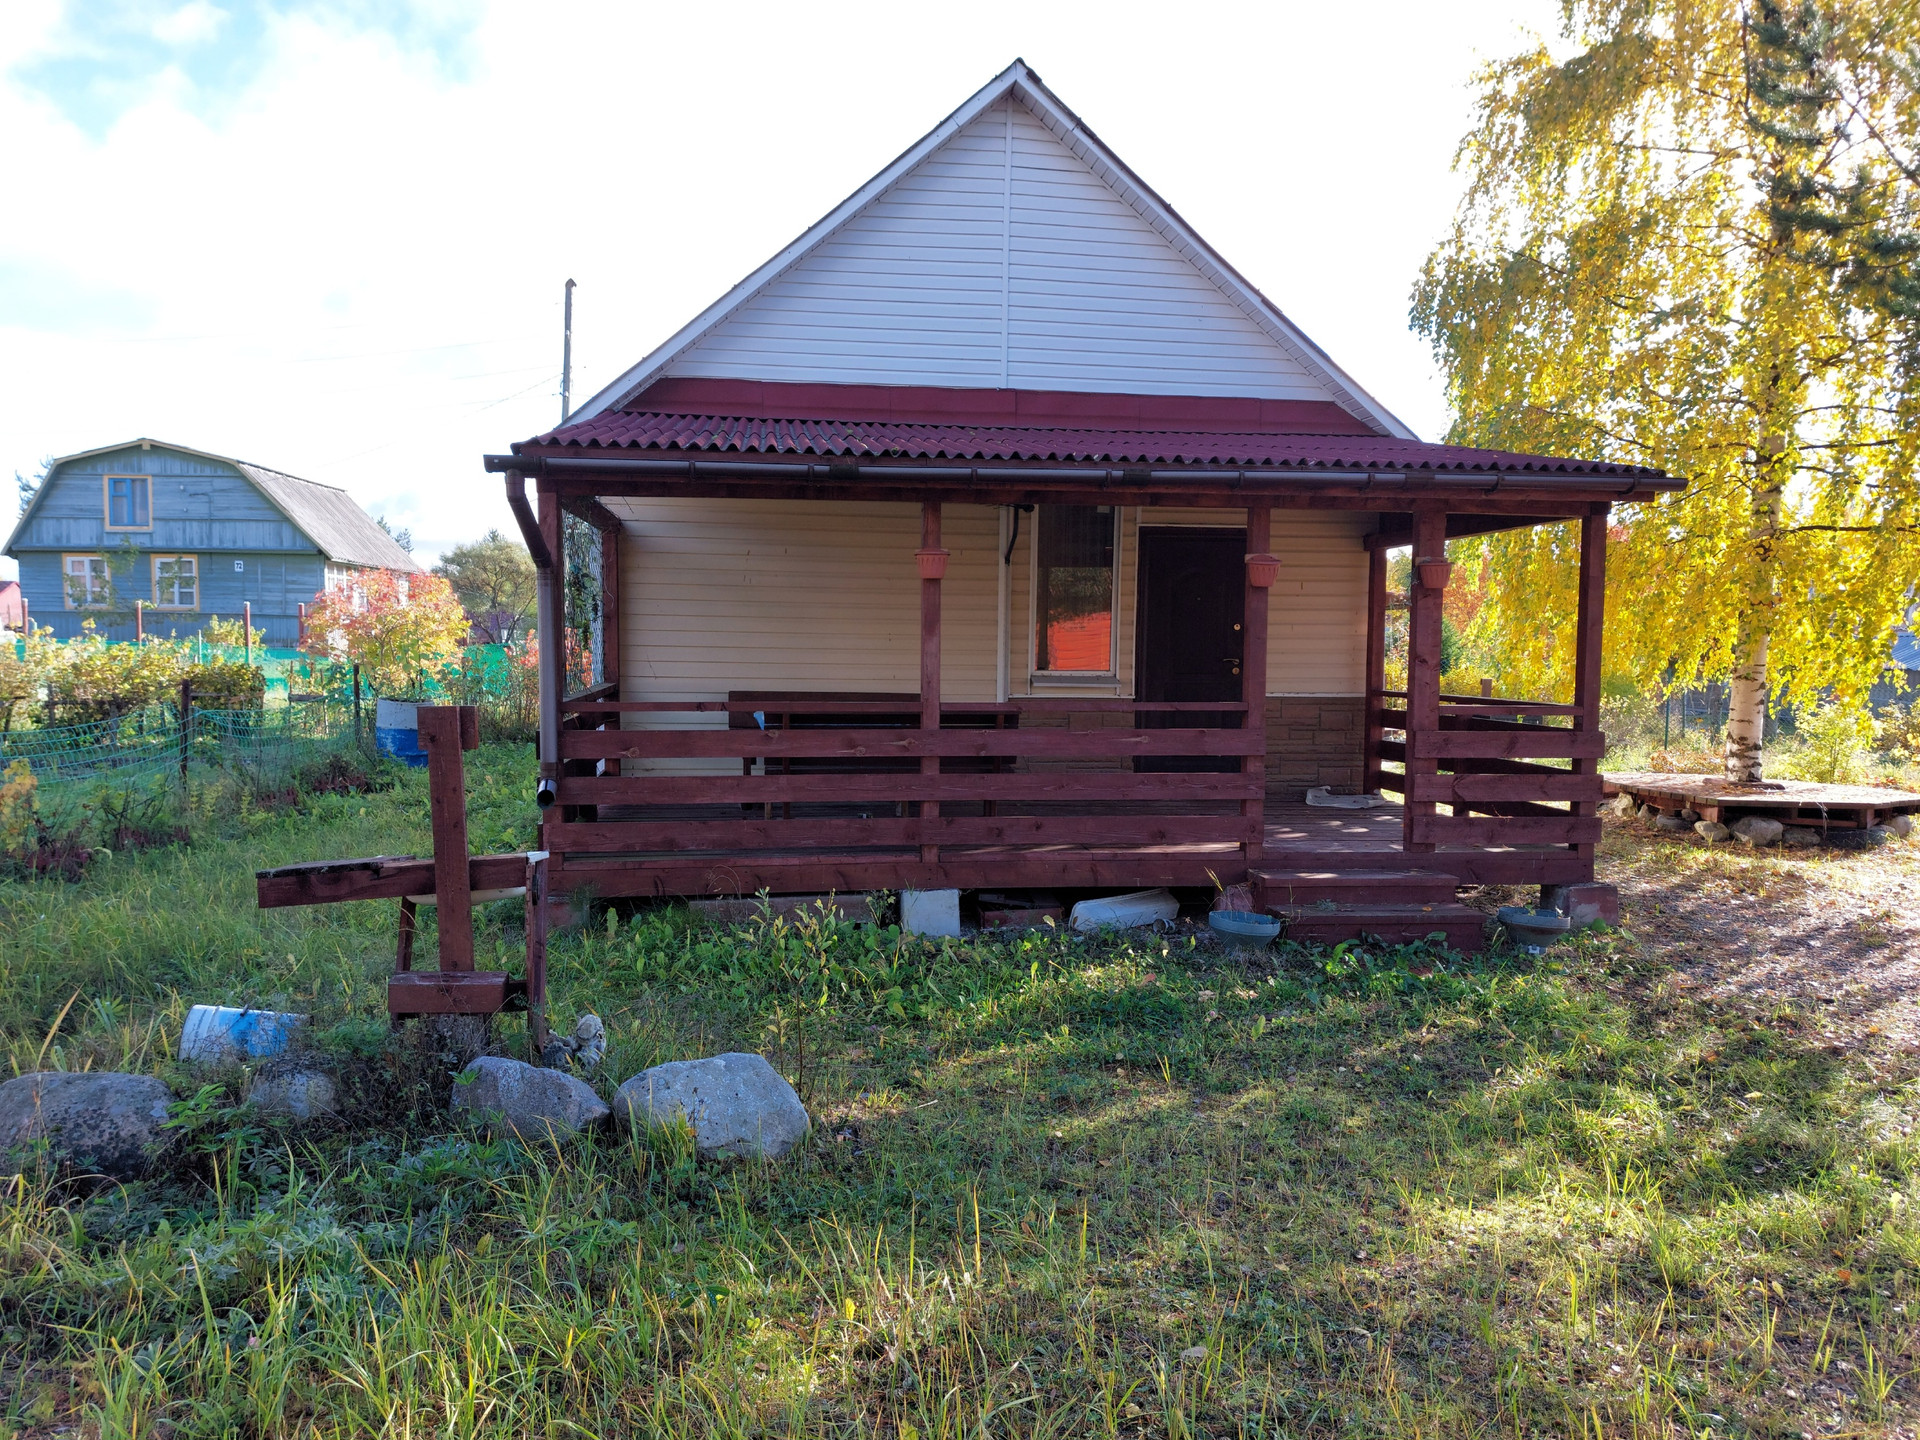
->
<box><xmin>1</xmin><ymin>745</ymin><xmax>1916</xmax><ymax>1435</ymax></box>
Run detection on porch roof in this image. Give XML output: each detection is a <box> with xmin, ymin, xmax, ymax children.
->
<box><xmin>519</xmin><ymin>408</ymin><xmax>1671</xmax><ymax>481</ymax></box>
<box><xmin>503</xmin><ymin>382</ymin><xmax>1677</xmax><ymax>496</ymax></box>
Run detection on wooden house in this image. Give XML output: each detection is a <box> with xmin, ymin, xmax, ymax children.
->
<box><xmin>488</xmin><ymin>62</ymin><xmax>1682</xmax><ymax>934</ymax></box>
<box><xmin>6</xmin><ymin>439</ymin><xmax>420</xmax><ymax>645</ymax></box>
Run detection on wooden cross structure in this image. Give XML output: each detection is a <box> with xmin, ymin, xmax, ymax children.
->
<box><xmin>255</xmin><ymin>704</ymin><xmax>551</xmax><ymax>1056</ymax></box>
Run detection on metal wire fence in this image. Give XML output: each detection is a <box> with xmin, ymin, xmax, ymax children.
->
<box><xmin>0</xmin><ymin>703</ymin><xmax>352</xmax><ymax>788</ymax></box>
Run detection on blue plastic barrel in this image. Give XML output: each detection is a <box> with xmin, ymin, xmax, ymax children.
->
<box><xmin>374</xmin><ymin>698</ymin><xmax>428</xmax><ymax>766</ymax></box>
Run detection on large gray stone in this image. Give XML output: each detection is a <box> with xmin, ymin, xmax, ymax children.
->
<box><xmin>0</xmin><ymin>1072</ymin><xmax>176</xmax><ymax>1180</ymax></box>
<box><xmin>1731</xmin><ymin>816</ymin><xmax>1785</xmax><ymax>847</ymax></box>
<box><xmin>1890</xmin><ymin>814</ymin><xmax>1914</xmax><ymax>839</ymax></box>
<box><xmin>450</xmin><ymin>1056</ymin><xmax>609</xmax><ymax>1141</ymax></box>
<box><xmin>248</xmin><ymin>1069</ymin><xmax>338</xmax><ymax>1121</ymax></box>
<box><xmin>615</xmin><ymin>1052</ymin><xmax>811</xmax><ymax>1160</ymax></box>
<box><xmin>1782</xmin><ymin>826</ymin><xmax>1823</xmax><ymax>848</ymax></box>
<box><xmin>1652</xmin><ymin>812</ymin><xmax>1689</xmax><ymax>832</ymax></box>
<box><xmin>1694</xmin><ymin>820</ymin><xmax>1731</xmax><ymax>843</ymax></box>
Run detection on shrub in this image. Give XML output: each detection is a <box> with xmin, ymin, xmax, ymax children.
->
<box><xmin>1784</xmin><ymin>700</ymin><xmax>1873</xmax><ymax>784</ymax></box>
<box><xmin>181</xmin><ymin>659</ymin><xmax>264</xmax><ymax>710</ymax></box>
<box><xmin>302</xmin><ymin>570</ymin><xmax>469</xmax><ymax>697</ymax></box>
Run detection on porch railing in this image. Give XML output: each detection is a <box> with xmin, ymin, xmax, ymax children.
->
<box><xmin>541</xmin><ymin>695</ymin><xmax>1264</xmax><ymax>890</ymax></box>
<box><xmin>1368</xmin><ymin>689</ymin><xmax>1604</xmax><ymax>850</ymax></box>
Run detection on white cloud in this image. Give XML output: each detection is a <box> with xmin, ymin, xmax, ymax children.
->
<box><xmin>151</xmin><ymin>2</ymin><xmax>226</xmax><ymax>47</ymax></box>
<box><xmin>0</xmin><ymin>0</ymin><xmax>1557</xmax><ymax>581</ymax></box>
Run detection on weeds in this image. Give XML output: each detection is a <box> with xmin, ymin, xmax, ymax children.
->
<box><xmin>0</xmin><ymin>745</ymin><xmax>1915</xmax><ymax>1434</ymax></box>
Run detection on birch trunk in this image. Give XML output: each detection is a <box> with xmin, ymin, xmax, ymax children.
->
<box><xmin>1724</xmin><ymin>455</ymin><xmax>1785</xmax><ymax>782</ymax></box>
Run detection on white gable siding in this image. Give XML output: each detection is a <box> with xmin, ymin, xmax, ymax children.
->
<box><xmin>664</xmin><ymin>97</ymin><xmax>1334</xmax><ymax>402</ymax></box>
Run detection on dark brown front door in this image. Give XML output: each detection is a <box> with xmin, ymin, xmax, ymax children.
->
<box><xmin>1135</xmin><ymin>528</ymin><xmax>1245</xmax><ymax>772</ymax></box>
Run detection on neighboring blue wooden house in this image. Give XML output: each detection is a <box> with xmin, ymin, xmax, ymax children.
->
<box><xmin>4</xmin><ymin>439</ymin><xmax>420</xmax><ymax>644</ymax></box>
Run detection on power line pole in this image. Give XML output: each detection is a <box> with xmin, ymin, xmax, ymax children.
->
<box><xmin>560</xmin><ymin>278</ymin><xmax>575</xmax><ymax>424</ymax></box>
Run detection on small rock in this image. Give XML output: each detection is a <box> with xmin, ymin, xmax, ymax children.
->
<box><xmin>1652</xmin><ymin>812</ymin><xmax>1689</xmax><ymax>832</ymax></box>
<box><xmin>1694</xmin><ymin>820</ymin><xmax>1731</xmax><ymax>843</ymax></box>
<box><xmin>451</xmin><ymin>1056</ymin><xmax>609</xmax><ymax>1141</ymax></box>
<box><xmin>1781</xmin><ymin>826</ymin><xmax>1823</xmax><ymax>848</ymax></box>
<box><xmin>1639</xmin><ymin>804</ymin><xmax>1662</xmax><ymax>821</ymax></box>
<box><xmin>540</xmin><ymin>1013</ymin><xmax>607</xmax><ymax>1072</ymax></box>
<box><xmin>1890</xmin><ymin>814</ymin><xmax>1914</xmax><ymax>839</ymax></box>
<box><xmin>247</xmin><ymin>1069</ymin><xmax>338</xmax><ymax>1121</ymax></box>
<box><xmin>1611</xmin><ymin>793</ymin><xmax>1640</xmax><ymax>818</ymax></box>
<box><xmin>615</xmin><ymin>1052</ymin><xmax>810</xmax><ymax>1160</ymax></box>
<box><xmin>0</xmin><ymin>1072</ymin><xmax>176</xmax><ymax>1180</ymax></box>
<box><xmin>1678</xmin><ymin>808</ymin><xmax>1701</xmax><ymax>823</ymax></box>
<box><xmin>1180</xmin><ymin>1345</ymin><xmax>1209</xmax><ymax>1362</ymax></box>
<box><xmin>1730</xmin><ymin>816</ymin><xmax>1784</xmax><ymax>847</ymax></box>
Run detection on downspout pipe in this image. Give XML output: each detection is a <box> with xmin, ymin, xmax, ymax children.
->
<box><xmin>504</xmin><ymin>469</ymin><xmax>560</xmax><ymax>807</ymax></box>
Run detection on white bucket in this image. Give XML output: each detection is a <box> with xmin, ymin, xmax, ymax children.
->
<box><xmin>180</xmin><ymin>1005</ymin><xmax>306</xmax><ymax>1065</ymax></box>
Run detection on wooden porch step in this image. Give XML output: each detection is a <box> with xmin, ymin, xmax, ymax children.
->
<box><xmin>1250</xmin><ymin>867</ymin><xmax>1456</xmax><ymax>908</ymax></box>
<box><xmin>1270</xmin><ymin>902</ymin><xmax>1488</xmax><ymax>954</ymax></box>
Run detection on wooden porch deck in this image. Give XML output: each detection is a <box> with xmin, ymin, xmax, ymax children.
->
<box><xmin>544</xmin><ymin>798</ymin><xmax>1591</xmax><ymax>897</ymax></box>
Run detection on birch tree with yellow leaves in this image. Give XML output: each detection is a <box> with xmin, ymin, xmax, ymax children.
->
<box><xmin>1415</xmin><ymin>0</ymin><xmax>1920</xmax><ymax>780</ymax></box>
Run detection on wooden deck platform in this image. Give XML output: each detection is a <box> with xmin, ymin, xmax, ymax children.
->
<box><xmin>1603</xmin><ymin>772</ymin><xmax>1920</xmax><ymax>831</ymax></box>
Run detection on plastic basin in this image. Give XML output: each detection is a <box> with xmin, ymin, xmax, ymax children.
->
<box><xmin>1209</xmin><ymin>909</ymin><xmax>1284</xmax><ymax>949</ymax></box>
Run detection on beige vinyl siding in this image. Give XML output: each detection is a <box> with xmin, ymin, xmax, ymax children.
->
<box><xmin>608</xmin><ymin>498</ymin><xmax>1000</xmax><ymax>774</ymax></box>
<box><xmin>609</xmin><ymin>499</ymin><xmax>1369</xmax><ymax>777</ymax></box>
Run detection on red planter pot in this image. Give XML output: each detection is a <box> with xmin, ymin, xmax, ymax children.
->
<box><xmin>1416</xmin><ymin>557</ymin><xmax>1453</xmax><ymax>591</ymax></box>
<box><xmin>915</xmin><ymin>548</ymin><xmax>951</xmax><ymax>581</ymax></box>
<box><xmin>1245</xmin><ymin>553</ymin><xmax>1281</xmax><ymax>588</ymax></box>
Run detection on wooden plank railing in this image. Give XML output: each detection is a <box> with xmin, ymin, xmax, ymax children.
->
<box><xmin>1366</xmin><ymin>687</ymin><xmax>1604</xmax><ymax>849</ymax></box>
<box><xmin>543</xmin><ymin>699</ymin><xmax>1264</xmax><ymax>882</ymax></box>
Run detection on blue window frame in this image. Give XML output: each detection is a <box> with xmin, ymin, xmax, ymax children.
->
<box><xmin>105</xmin><ymin>474</ymin><xmax>151</xmax><ymax>530</ymax></box>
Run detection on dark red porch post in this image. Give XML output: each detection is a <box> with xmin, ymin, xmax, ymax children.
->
<box><xmin>1363</xmin><ymin>542</ymin><xmax>1387</xmax><ymax>797</ymax></box>
<box><xmin>538</xmin><ymin>485</ymin><xmax>565</xmax><ymax>813</ymax></box>
<box><xmin>599</xmin><ymin>519</ymin><xmax>621</xmax><ymax>691</ymax></box>
<box><xmin>1404</xmin><ymin>506</ymin><xmax>1447</xmax><ymax>854</ymax></box>
<box><xmin>1571</xmin><ymin>506</ymin><xmax>1609</xmax><ymax>866</ymax></box>
<box><xmin>919</xmin><ymin>502</ymin><xmax>942</xmax><ymax>866</ymax></box>
<box><xmin>599</xmin><ymin>518</ymin><xmax>621</xmax><ymax>776</ymax></box>
<box><xmin>1242</xmin><ymin>502</ymin><xmax>1272</xmax><ymax>865</ymax></box>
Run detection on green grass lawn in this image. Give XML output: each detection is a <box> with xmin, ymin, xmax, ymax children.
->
<box><xmin>2</xmin><ymin>746</ymin><xmax>1917</xmax><ymax>1437</ymax></box>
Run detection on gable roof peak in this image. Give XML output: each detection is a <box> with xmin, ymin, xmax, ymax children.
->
<box><xmin>566</xmin><ymin>63</ymin><xmax>1414</xmax><ymax>440</ymax></box>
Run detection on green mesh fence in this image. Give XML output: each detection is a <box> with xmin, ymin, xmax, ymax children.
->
<box><xmin>0</xmin><ymin>704</ymin><xmax>352</xmax><ymax>787</ymax></box>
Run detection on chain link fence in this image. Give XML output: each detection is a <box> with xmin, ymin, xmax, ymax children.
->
<box><xmin>0</xmin><ymin>702</ymin><xmax>353</xmax><ymax>788</ymax></box>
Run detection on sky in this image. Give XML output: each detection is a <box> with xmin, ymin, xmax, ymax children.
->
<box><xmin>0</xmin><ymin>0</ymin><xmax>1565</xmax><ymax>580</ymax></box>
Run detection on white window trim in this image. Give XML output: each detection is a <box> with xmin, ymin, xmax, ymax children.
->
<box><xmin>62</xmin><ymin>553</ymin><xmax>109</xmax><ymax>609</ymax></box>
<box><xmin>151</xmin><ymin>554</ymin><xmax>199</xmax><ymax>611</ymax></box>
<box><xmin>1028</xmin><ymin>503</ymin><xmax>1121</xmax><ymax>679</ymax></box>
<box><xmin>102</xmin><ymin>474</ymin><xmax>153</xmax><ymax>532</ymax></box>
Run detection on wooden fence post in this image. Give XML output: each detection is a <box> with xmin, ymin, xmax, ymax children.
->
<box><xmin>243</xmin><ymin>602</ymin><xmax>253</xmax><ymax>668</ymax></box>
<box><xmin>418</xmin><ymin>705</ymin><xmax>478</xmax><ymax>971</ymax></box>
<box><xmin>178</xmin><ymin>679</ymin><xmax>191</xmax><ymax>781</ymax></box>
<box><xmin>352</xmin><ymin>665</ymin><xmax>362</xmax><ymax>746</ymax></box>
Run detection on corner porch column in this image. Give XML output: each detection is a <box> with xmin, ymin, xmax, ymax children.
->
<box><xmin>537</xmin><ymin>484</ymin><xmax>565</xmax><ymax>810</ymax></box>
<box><xmin>1363</xmin><ymin>542</ymin><xmax>1388</xmax><ymax>797</ymax></box>
<box><xmin>1404</xmin><ymin>505</ymin><xmax>1447</xmax><ymax>854</ymax></box>
<box><xmin>1242</xmin><ymin>501</ymin><xmax>1272</xmax><ymax>865</ymax></box>
<box><xmin>1571</xmin><ymin>506</ymin><xmax>1609</xmax><ymax>864</ymax></box>
<box><xmin>920</xmin><ymin>502</ymin><xmax>942</xmax><ymax>866</ymax></box>
<box><xmin>599</xmin><ymin>517</ymin><xmax>621</xmax><ymax>776</ymax></box>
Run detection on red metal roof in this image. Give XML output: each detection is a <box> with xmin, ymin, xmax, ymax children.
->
<box><xmin>524</xmin><ymin>410</ymin><xmax>1670</xmax><ymax>479</ymax></box>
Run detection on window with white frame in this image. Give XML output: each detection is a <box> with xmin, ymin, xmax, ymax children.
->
<box><xmin>63</xmin><ymin>554</ymin><xmax>110</xmax><ymax>608</ymax></box>
<box><xmin>1033</xmin><ymin>505</ymin><xmax>1118</xmax><ymax>673</ymax></box>
<box><xmin>104</xmin><ymin>475</ymin><xmax>151</xmax><ymax>530</ymax></box>
<box><xmin>152</xmin><ymin>555</ymin><xmax>198</xmax><ymax>610</ymax></box>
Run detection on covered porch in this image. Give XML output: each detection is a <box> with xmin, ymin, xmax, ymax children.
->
<box><xmin>491</xmin><ymin>407</ymin><xmax>1676</xmax><ymax>912</ymax></box>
